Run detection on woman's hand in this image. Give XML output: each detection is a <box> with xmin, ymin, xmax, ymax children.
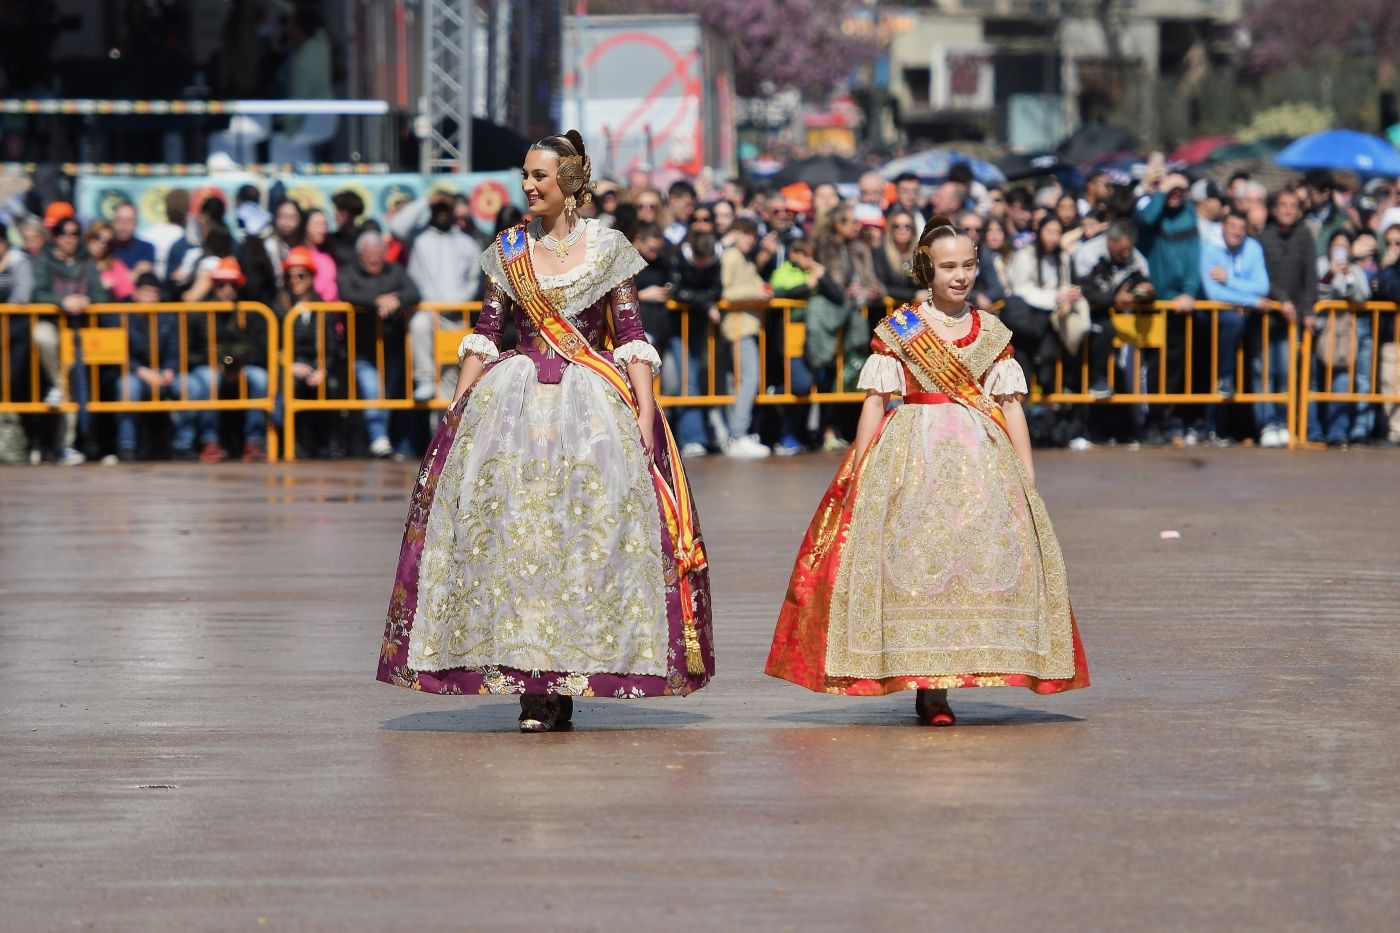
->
<box><xmin>637</xmin><ymin>410</ymin><xmax>656</xmax><ymax>458</ymax></box>
<box><xmin>451</xmin><ymin>355</ymin><xmax>486</xmax><ymax>406</ymax></box>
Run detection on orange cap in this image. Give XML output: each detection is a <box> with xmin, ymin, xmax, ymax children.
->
<box><xmin>283</xmin><ymin>246</ymin><xmax>316</xmax><ymax>272</ymax></box>
<box><xmin>211</xmin><ymin>257</ymin><xmax>245</xmax><ymax>286</ymax></box>
<box><xmin>43</xmin><ymin>202</ymin><xmax>76</xmax><ymax>230</ymax></box>
<box><xmin>780</xmin><ymin>182</ymin><xmax>813</xmax><ymax>215</ymax></box>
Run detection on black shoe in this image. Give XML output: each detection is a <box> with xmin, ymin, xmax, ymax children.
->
<box><xmin>519</xmin><ymin>695</ymin><xmax>573</xmax><ymax>732</ymax></box>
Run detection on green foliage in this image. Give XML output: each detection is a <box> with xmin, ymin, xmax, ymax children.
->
<box><xmin>1238</xmin><ymin>102</ymin><xmax>1335</xmax><ymax>141</ymax></box>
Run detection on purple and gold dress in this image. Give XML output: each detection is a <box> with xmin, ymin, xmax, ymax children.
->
<box><xmin>376</xmin><ymin>219</ymin><xmax>714</xmax><ymax>698</ymax></box>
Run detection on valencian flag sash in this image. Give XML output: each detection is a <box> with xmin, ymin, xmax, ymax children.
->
<box><xmin>496</xmin><ymin>225</ymin><xmax>708</xmax><ymax>674</ymax></box>
<box><xmin>876</xmin><ymin>305</ymin><xmax>1010</xmax><ymax>438</ymax></box>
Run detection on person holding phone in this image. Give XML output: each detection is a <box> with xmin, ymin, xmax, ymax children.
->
<box><xmin>1313</xmin><ymin>229</ymin><xmax>1374</xmax><ymax>446</ymax></box>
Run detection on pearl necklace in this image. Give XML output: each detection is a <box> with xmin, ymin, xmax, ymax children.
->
<box><xmin>533</xmin><ymin>219</ymin><xmax>585</xmax><ymax>259</ymax></box>
<box><xmin>925</xmin><ymin>300</ymin><xmax>970</xmax><ymax>327</ymax></box>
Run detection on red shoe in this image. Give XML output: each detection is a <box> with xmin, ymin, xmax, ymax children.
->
<box><xmin>199</xmin><ymin>441</ymin><xmax>229</xmax><ymax>464</ymax></box>
<box><xmin>241</xmin><ymin>441</ymin><xmax>267</xmax><ymax>463</ymax></box>
<box><xmin>915</xmin><ymin>689</ymin><xmax>956</xmax><ymax>727</ymax></box>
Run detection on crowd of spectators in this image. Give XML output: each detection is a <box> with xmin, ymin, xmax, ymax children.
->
<box><xmin>0</xmin><ymin>183</ymin><xmax>483</xmax><ymax>464</ymax></box>
<box><xmin>5</xmin><ymin>157</ymin><xmax>1400</xmax><ymax>466</ymax></box>
<box><xmin>590</xmin><ymin>160</ymin><xmax>1400</xmax><ymax>454</ymax></box>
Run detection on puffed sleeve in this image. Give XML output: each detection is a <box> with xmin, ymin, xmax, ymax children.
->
<box><xmin>856</xmin><ymin>336</ymin><xmax>905</xmax><ymax>394</ymax></box>
<box><xmin>458</xmin><ymin>279</ymin><xmax>508</xmax><ymax>364</ymax></box>
<box><xmin>609</xmin><ymin>277</ymin><xmax>662</xmax><ymax>374</ymax></box>
<box><xmin>981</xmin><ymin>345</ymin><xmax>1028</xmax><ymax>400</ymax></box>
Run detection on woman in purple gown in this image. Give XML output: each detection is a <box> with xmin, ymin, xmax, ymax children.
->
<box><xmin>375</xmin><ymin>131</ymin><xmax>713</xmax><ymax>731</ymax></box>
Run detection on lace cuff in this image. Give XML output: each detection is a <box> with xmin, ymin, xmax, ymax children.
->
<box><xmin>613</xmin><ymin>339</ymin><xmax>662</xmax><ymax>375</ymax></box>
<box><xmin>982</xmin><ymin>357</ymin><xmax>1028</xmax><ymax>400</ymax></box>
<box><xmin>457</xmin><ymin>333</ymin><xmax>500</xmax><ymax>365</ymax></box>
<box><xmin>856</xmin><ymin>353</ymin><xmax>905</xmax><ymax>394</ymax></box>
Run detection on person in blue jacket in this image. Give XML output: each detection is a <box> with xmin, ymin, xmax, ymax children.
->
<box><xmin>1136</xmin><ymin>173</ymin><xmax>1204</xmax><ymax>440</ymax></box>
<box><xmin>1200</xmin><ymin>211</ymin><xmax>1270</xmax><ymax>398</ymax></box>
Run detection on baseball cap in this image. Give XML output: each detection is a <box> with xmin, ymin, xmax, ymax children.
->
<box><xmin>853</xmin><ymin>203</ymin><xmax>886</xmax><ymax>229</ymax></box>
<box><xmin>1190</xmin><ymin>178</ymin><xmax>1224</xmax><ymax>203</ymax></box>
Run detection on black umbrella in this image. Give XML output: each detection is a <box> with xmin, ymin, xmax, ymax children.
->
<box><xmin>1057</xmin><ymin>124</ymin><xmax>1140</xmax><ymax>168</ymax></box>
<box><xmin>995</xmin><ymin>151</ymin><xmax>1067</xmax><ymax>181</ymax></box>
<box><xmin>769</xmin><ymin>154</ymin><xmax>867</xmax><ymax>188</ymax></box>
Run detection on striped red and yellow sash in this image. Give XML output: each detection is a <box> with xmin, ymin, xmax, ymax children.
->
<box><xmin>876</xmin><ymin>305</ymin><xmax>1010</xmax><ymax>438</ymax></box>
<box><xmin>496</xmin><ymin>225</ymin><xmax>707</xmax><ymax>674</ymax></box>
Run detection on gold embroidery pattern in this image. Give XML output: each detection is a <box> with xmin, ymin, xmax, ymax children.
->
<box><xmin>408</xmin><ymin>360</ymin><xmax>668</xmax><ymax>676</ymax></box>
<box><xmin>823</xmin><ymin>407</ymin><xmax>1075</xmax><ymax>680</ymax></box>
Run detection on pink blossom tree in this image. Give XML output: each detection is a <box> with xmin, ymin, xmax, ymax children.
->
<box><xmin>585</xmin><ymin>0</ymin><xmax>879</xmax><ymax>99</ymax></box>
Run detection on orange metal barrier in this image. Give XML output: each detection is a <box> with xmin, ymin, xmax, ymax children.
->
<box><xmin>654</xmin><ymin>297</ymin><xmax>892</xmax><ymax>408</ymax></box>
<box><xmin>279</xmin><ymin>301</ymin><xmax>480</xmax><ymax>461</ymax></box>
<box><xmin>1298</xmin><ymin>300</ymin><xmax>1400</xmax><ymax>445</ymax></box>
<box><xmin>1</xmin><ymin>304</ymin><xmax>64</xmax><ymax>414</ymax></box>
<box><xmin>1034</xmin><ymin>300</ymin><xmax>1297</xmax><ymax>425</ymax></box>
<box><xmin>649</xmin><ymin>299</ymin><xmax>1298</xmax><ymax>443</ymax></box>
<box><xmin>1</xmin><ymin>302</ymin><xmax>281</xmax><ymax>457</ymax></box>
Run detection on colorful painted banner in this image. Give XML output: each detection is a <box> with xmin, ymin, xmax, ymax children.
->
<box><xmin>73</xmin><ymin>170</ymin><xmax>524</xmax><ymax>238</ymax></box>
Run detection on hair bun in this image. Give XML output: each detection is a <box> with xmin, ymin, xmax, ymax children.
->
<box><xmin>564</xmin><ymin>129</ymin><xmax>587</xmax><ymax>159</ymax></box>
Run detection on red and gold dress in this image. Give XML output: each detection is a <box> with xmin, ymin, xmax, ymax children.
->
<box><xmin>765</xmin><ymin>304</ymin><xmax>1089</xmax><ymax>696</ymax></box>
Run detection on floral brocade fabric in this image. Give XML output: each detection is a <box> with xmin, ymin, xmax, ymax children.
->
<box><xmin>765</xmin><ymin>309</ymin><xmax>1089</xmax><ymax>696</ymax></box>
<box><xmin>375</xmin><ymin>230</ymin><xmax>713</xmax><ymax>699</ymax></box>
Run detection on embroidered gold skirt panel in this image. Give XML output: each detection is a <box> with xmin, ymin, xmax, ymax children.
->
<box><xmin>766</xmin><ymin>400</ymin><xmax>1087</xmax><ymax>696</ymax></box>
<box><xmin>409</xmin><ymin>356</ymin><xmax>669</xmax><ymax>677</ymax></box>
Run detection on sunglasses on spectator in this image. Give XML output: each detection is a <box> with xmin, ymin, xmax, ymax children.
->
<box><xmin>636</xmin><ymin>201</ymin><xmax>660</xmax><ymax>211</ymax></box>
<box><xmin>891</xmin><ymin>222</ymin><xmax>914</xmax><ymax>231</ymax></box>
<box><xmin>962</xmin><ymin>224</ymin><xmax>984</xmax><ymax>233</ymax></box>
<box><xmin>287</xmin><ymin>270</ymin><xmax>313</xmax><ymax>281</ymax></box>
<box><xmin>56</xmin><ymin>228</ymin><xmax>80</xmax><ymax>237</ymax></box>
<box><xmin>692</xmin><ymin>213</ymin><xmax>713</xmax><ymax>223</ymax></box>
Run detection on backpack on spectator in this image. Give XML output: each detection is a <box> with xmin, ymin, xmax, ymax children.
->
<box><xmin>1314</xmin><ymin>313</ymin><xmax>1358</xmax><ymax>370</ymax></box>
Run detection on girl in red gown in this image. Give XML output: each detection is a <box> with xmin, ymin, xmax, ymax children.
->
<box><xmin>765</xmin><ymin>215</ymin><xmax>1089</xmax><ymax>725</ymax></box>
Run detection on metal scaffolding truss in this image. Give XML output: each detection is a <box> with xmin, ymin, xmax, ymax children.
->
<box><xmin>421</xmin><ymin>0</ymin><xmax>475</xmax><ymax>174</ymax></box>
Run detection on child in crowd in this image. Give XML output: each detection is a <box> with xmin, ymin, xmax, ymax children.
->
<box><xmin>765</xmin><ymin>237</ymin><xmax>825</xmax><ymax>455</ymax></box>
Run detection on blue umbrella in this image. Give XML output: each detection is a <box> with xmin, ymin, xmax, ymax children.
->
<box><xmin>1275</xmin><ymin>130</ymin><xmax>1400</xmax><ymax>177</ymax></box>
<box><xmin>881</xmin><ymin>149</ymin><xmax>1007</xmax><ymax>187</ymax></box>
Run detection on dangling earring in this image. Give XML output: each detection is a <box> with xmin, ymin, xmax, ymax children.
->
<box><xmin>564</xmin><ymin>194</ymin><xmax>578</xmax><ymax>221</ymax></box>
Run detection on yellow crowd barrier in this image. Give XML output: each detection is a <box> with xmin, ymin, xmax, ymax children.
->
<box><xmin>2</xmin><ymin>302</ymin><xmax>281</xmax><ymax>457</ymax></box>
<box><xmin>11</xmin><ymin>297</ymin><xmax>1395</xmax><ymax>460</ymax></box>
<box><xmin>1031</xmin><ymin>301</ymin><xmax>1298</xmax><ymax>435</ymax></box>
<box><xmin>279</xmin><ymin>301</ymin><xmax>480</xmax><ymax>461</ymax></box>
<box><xmin>1298</xmin><ymin>301</ymin><xmax>1400</xmax><ymax>445</ymax></box>
<box><xmin>653</xmin><ymin>297</ymin><xmax>891</xmax><ymax>409</ymax></box>
<box><xmin>649</xmin><ymin>299</ymin><xmax>1298</xmax><ymax>442</ymax></box>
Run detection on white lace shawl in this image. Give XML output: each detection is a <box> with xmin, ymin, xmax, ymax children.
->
<box><xmin>477</xmin><ymin>218</ymin><xmax>647</xmax><ymax>325</ymax></box>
